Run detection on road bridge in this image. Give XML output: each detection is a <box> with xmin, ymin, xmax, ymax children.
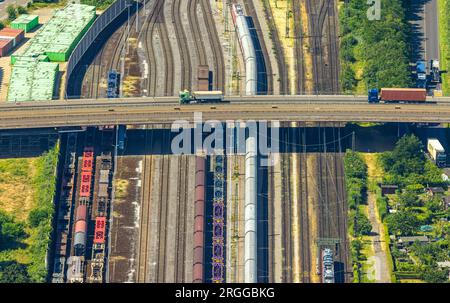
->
<box><xmin>2</xmin><ymin>96</ymin><xmax>450</xmax><ymax>129</ymax></box>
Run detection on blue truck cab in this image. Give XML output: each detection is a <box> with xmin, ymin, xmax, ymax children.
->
<box><xmin>368</xmin><ymin>88</ymin><xmax>379</xmax><ymax>103</ymax></box>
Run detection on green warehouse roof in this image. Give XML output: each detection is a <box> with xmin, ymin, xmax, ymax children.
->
<box><xmin>15</xmin><ymin>4</ymin><xmax>96</xmax><ymax>62</ymax></box>
<box><xmin>11</xmin><ymin>15</ymin><xmax>39</xmax><ymax>33</ymax></box>
<box><xmin>7</xmin><ymin>57</ymin><xmax>59</xmax><ymax>102</ymax></box>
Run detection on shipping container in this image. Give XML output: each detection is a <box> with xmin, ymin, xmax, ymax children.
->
<box><xmin>197</xmin><ymin>79</ymin><xmax>209</xmax><ymax>92</ymax></box>
<box><xmin>82</xmin><ymin>158</ymin><xmax>93</xmax><ymax>172</ymax></box>
<box><xmin>81</xmin><ymin>171</ymin><xmax>92</xmax><ymax>184</ymax></box>
<box><xmin>0</xmin><ymin>39</ymin><xmax>13</xmax><ymax>57</ymax></box>
<box><xmin>198</xmin><ymin>65</ymin><xmax>209</xmax><ymax>80</ymax></box>
<box><xmin>80</xmin><ymin>183</ymin><xmax>91</xmax><ymax>197</ymax></box>
<box><xmin>75</xmin><ymin>204</ymin><xmax>87</xmax><ymax>222</ymax></box>
<box><xmin>380</xmin><ymin>88</ymin><xmax>426</xmax><ymax>102</ymax></box>
<box><xmin>93</xmin><ymin>217</ymin><xmax>106</xmax><ymax>244</ymax></box>
<box><xmin>0</xmin><ymin>28</ymin><xmax>25</xmax><ymax>47</ymax></box>
<box><xmin>11</xmin><ymin>15</ymin><xmax>39</xmax><ymax>33</ymax></box>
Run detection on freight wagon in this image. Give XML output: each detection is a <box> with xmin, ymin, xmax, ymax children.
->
<box><xmin>368</xmin><ymin>88</ymin><xmax>427</xmax><ymax>103</ymax></box>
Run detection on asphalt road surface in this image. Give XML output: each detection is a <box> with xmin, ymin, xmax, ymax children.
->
<box><xmin>424</xmin><ymin>0</ymin><xmax>440</xmax><ymax>61</ymax></box>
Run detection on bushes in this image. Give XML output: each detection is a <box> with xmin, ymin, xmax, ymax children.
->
<box><xmin>339</xmin><ymin>0</ymin><xmax>412</xmax><ymax>92</ymax></box>
<box><xmin>81</xmin><ymin>0</ymin><xmax>114</xmax><ymax>9</ymax></box>
<box><xmin>344</xmin><ymin>150</ymin><xmax>367</xmax><ymax>210</ymax></box>
<box><xmin>26</xmin><ymin>144</ymin><xmax>59</xmax><ymax>282</ymax></box>
<box><xmin>0</xmin><ymin>261</ymin><xmax>31</xmax><ymax>283</ymax></box>
<box><xmin>0</xmin><ymin>211</ymin><xmax>26</xmax><ymax>245</ymax></box>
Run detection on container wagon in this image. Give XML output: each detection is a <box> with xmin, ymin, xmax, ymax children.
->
<box><xmin>321</xmin><ymin>248</ymin><xmax>334</xmax><ymax>283</ymax></box>
<box><xmin>427</xmin><ymin>138</ymin><xmax>446</xmax><ymax>168</ymax></box>
<box><xmin>430</xmin><ymin>59</ymin><xmax>441</xmax><ymax>84</ymax></box>
<box><xmin>197</xmin><ymin>65</ymin><xmax>210</xmax><ymax>91</ymax></box>
<box><xmin>368</xmin><ymin>88</ymin><xmax>427</xmax><ymax>103</ymax></box>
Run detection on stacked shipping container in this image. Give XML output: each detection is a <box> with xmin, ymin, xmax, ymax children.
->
<box><xmin>7</xmin><ymin>4</ymin><xmax>96</xmax><ymax>102</ymax></box>
<box><xmin>0</xmin><ymin>28</ymin><xmax>25</xmax><ymax>57</ymax></box>
<box><xmin>11</xmin><ymin>15</ymin><xmax>39</xmax><ymax>33</ymax></box>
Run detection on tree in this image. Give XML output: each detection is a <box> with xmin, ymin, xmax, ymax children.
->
<box><xmin>351</xmin><ymin>211</ymin><xmax>372</xmax><ymax>236</ymax></box>
<box><xmin>0</xmin><ymin>261</ymin><xmax>31</xmax><ymax>283</ymax></box>
<box><xmin>420</xmin><ymin>265</ymin><xmax>449</xmax><ymax>283</ymax></box>
<box><xmin>386</xmin><ymin>211</ymin><xmax>420</xmax><ymax>236</ymax></box>
<box><xmin>28</xmin><ymin>208</ymin><xmax>49</xmax><ymax>228</ymax></box>
<box><xmin>17</xmin><ymin>6</ymin><xmax>27</xmax><ymax>15</ymax></box>
<box><xmin>6</xmin><ymin>5</ymin><xmax>17</xmax><ymax>21</ymax></box>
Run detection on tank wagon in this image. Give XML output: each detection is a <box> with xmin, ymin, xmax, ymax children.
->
<box><xmin>193</xmin><ymin>156</ymin><xmax>206</xmax><ymax>283</ymax></box>
<box><xmin>244</xmin><ymin>136</ymin><xmax>257</xmax><ymax>283</ymax></box>
<box><xmin>321</xmin><ymin>248</ymin><xmax>334</xmax><ymax>283</ymax></box>
<box><xmin>231</xmin><ymin>4</ymin><xmax>257</xmax><ymax>95</ymax></box>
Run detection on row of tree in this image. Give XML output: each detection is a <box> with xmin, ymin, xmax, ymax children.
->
<box><xmin>339</xmin><ymin>0</ymin><xmax>412</xmax><ymax>92</ymax></box>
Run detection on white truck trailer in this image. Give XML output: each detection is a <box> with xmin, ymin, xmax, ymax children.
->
<box><xmin>427</xmin><ymin>138</ymin><xmax>446</xmax><ymax>167</ymax></box>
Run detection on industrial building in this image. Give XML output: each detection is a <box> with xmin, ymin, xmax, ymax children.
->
<box><xmin>11</xmin><ymin>4</ymin><xmax>96</xmax><ymax>63</ymax></box>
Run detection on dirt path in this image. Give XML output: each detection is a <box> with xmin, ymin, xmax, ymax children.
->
<box><xmin>363</xmin><ymin>153</ymin><xmax>391</xmax><ymax>283</ymax></box>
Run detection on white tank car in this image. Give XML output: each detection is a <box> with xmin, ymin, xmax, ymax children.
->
<box><xmin>232</xmin><ymin>4</ymin><xmax>257</xmax><ymax>95</ymax></box>
<box><xmin>244</xmin><ymin>135</ymin><xmax>258</xmax><ymax>282</ymax></box>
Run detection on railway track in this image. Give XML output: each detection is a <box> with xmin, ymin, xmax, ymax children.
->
<box><xmin>261</xmin><ymin>0</ymin><xmax>289</xmax><ymax>94</ymax></box>
<box><xmin>175</xmin><ymin>155</ymin><xmax>189</xmax><ymax>282</ymax></box>
<box><xmin>173</xmin><ymin>0</ymin><xmax>192</xmax><ymax>90</ymax></box>
<box><xmin>136</xmin><ymin>129</ymin><xmax>153</xmax><ymax>282</ymax></box>
<box><xmin>281</xmin><ymin>123</ymin><xmax>292</xmax><ymax>282</ymax></box>
<box><xmin>200</xmin><ymin>0</ymin><xmax>225</xmax><ymax>91</ymax></box>
<box><xmin>298</xmin><ymin>123</ymin><xmax>311</xmax><ymax>282</ymax></box>
<box><xmin>292</xmin><ymin>0</ymin><xmax>305</xmax><ymax>94</ymax></box>
<box><xmin>306</xmin><ymin>0</ymin><xmax>340</xmax><ymax>94</ymax></box>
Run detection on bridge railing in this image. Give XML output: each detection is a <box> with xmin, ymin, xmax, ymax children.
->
<box><xmin>65</xmin><ymin>0</ymin><xmax>132</xmax><ymax>94</ymax></box>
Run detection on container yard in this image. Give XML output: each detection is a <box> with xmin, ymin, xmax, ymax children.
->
<box><xmin>11</xmin><ymin>15</ymin><xmax>39</xmax><ymax>33</ymax></box>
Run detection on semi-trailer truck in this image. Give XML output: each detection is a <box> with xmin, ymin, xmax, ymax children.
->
<box><xmin>368</xmin><ymin>88</ymin><xmax>427</xmax><ymax>103</ymax></box>
<box><xmin>179</xmin><ymin>90</ymin><xmax>224</xmax><ymax>104</ymax></box>
<box><xmin>427</xmin><ymin>138</ymin><xmax>446</xmax><ymax>168</ymax></box>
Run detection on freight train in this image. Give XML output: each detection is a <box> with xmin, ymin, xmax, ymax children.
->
<box><xmin>321</xmin><ymin>248</ymin><xmax>334</xmax><ymax>283</ymax></box>
<box><xmin>231</xmin><ymin>3</ymin><xmax>257</xmax><ymax>95</ymax></box>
